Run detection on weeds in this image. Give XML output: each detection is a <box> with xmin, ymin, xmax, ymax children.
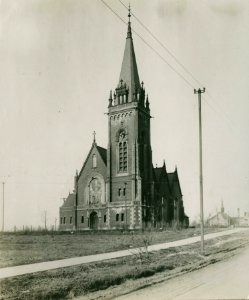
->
<box><xmin>1</xmin><ymin>233</ymin><xmax>248</xmax><ymax>300</ymax></box>
<box><xmin>129</xmin><ymin>231</ymin><xmax>153</xmax><ymax>264</ymax></box>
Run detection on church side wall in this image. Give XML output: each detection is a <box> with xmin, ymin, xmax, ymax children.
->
<box><xmin>59</xmin><ymin>206</ymin><xmax>75</xmax><ymax>231</ymax></box>
<box><xmin>59</xmin><ymin>193</ymin><xmax>76</xmax><ymax>231</ymax></box>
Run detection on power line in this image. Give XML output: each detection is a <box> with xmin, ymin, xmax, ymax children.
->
<box><xmin>102</xmin><ymin>0</ymin><xmax>240</xmax><ymax>135</ymax></box>
<box><xmin>118</xmin><ymin>0</ymin><xmax>203</xmax><ymax>87</ymax></box>
<box><xmin>100</xmin><ymin>0</ymin><xmax>195</xmax><ymax>89</ymax></box>
<box><xmin>118</xmin><ymin>0</ymin><xmax>238</xmax><ymax>133</ymax></box>
<box><xmin>204</xmin><ymin>92</ymin><xmax>236</xmax><ymax>129</ymax></box>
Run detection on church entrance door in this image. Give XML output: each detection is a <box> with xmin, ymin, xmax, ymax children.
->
<box><xmin>90</xmin><ymin>212</ymin><xmax>99</xmax><ymax>230</ymax></box>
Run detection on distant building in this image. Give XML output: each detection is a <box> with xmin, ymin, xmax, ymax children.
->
<box><xmin>207</xmin><ymin>202</ymin><xmax>231</xmax><ymax>227</ymax></box>
<box><xmin>234</xmin><ymin>212</ymin><xmax>249</xmax><ymax>227</ymax></box>
<box><xmin>59</xmin><ymin>12</ymin><xmax>188</xmax><ymax>230</ymax></box>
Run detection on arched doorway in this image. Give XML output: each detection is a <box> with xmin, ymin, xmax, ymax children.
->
<box><xmin>89</xmin><ymin>212</ymin><xmax>99</xmax><ymax>230</ymax></box>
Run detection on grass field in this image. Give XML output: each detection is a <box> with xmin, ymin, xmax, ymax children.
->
<box><xmin>0</xmin><ymin>230</ymin><xmax>248</xmax><ymax>300</ymax></box>
<box><xmin>0</xmin><ymin>228</ymin><xmax>225</xmax><ymax>268</ymax></box>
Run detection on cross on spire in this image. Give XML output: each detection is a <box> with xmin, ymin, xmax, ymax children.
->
<box><xmin>93</xmin><ymin>131</ymin><xmax>96</xmax><ymax>143</ymax></box>
<box><xmin>126</xmin><ymin>3</ymin><xmax>132</xmax><ymax>39</ymax></box>
<box><xmin>118</xmin><ymin>2</ymin><xmax>140</xmax><ymax>102</ymax></box>
<box><xmin>128</xmin><ymin>3</ymin><xmax>131</xmax><ymax>23</ymax></box>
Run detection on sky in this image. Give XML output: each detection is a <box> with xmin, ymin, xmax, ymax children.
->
<box><xmin>0</xmin><ymin>0</ymin><xmax>248</xmax><ymax>230</ymax></box>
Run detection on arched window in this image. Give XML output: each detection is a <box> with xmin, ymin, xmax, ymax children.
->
<box><xmin>92</xmin><ymin>154</ymin><xmax>97</xmax><ymax>168</ymax></box>
<box><xmin>118</xmin><ymin>132</ymin><xmax>128</xmax><ymax>172</ymax></box>
<box><xmin>89</xmin><ymin>178</ymin><xmax>102</xmax><ymax>204</ymax></box>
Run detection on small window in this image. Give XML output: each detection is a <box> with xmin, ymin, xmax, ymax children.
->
<box><xmin>81</xmin><ymin>216</ymin><xmax>84</xmax><ymax>223</ymax></box>
<box><xmin>63</xmin><ymin>217</ymin><xmax>66</xmax><ymax>224</ymax></box>
<box><xmin>60</xmin><ymin>217</ymin><xmax>63</xmax><ymax>224</ymax></box>
<box><xmin>70</xmin><ymin>217</ymin><xmax>72</xmax><ymax>224</ymax></box>
<box><xmin>121</xmin><ymin>213</ymin><xmax>124</xmax><ymax>222</ymax></box>
<box><xmin>92</xmin><ymin>154</ymin><xmax>97</xmax><ymax>168</ymax></box>
<box><xmin>118</xmin><ymin>188</ymin><xmax>122</xmax><ymax>196</ymax></box>
<box><xmin>116</xmin><ymin>214</ymin><xmax>119</xmax><ymax>222</ymax></box>
<box><xmin>104</xmin><ymin>215</ymin><xmax>106</xmax><ymax>223</ymax></box>
<box><xmin>123</xmin><ymin>188</ymin><xmax>126</xmax><ymax>196</ymax></box>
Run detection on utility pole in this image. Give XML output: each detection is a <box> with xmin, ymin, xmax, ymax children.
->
<box><xmin>161</xmin><ymin>197</ymin><xmax>164</xmax><ymax>228</ymax></box>
<box><xmin>124</xmin><ymin>182</ymin><xmax>127</xmax><ymax>230</ymax></box>
<box><xmin>44</xmin><ymin>210</ymin><xmax>47</xmax><ymax>230</ymax></box>
<box><xmin>55</xmin><ymin>218</ymin><xmax>57</xmax><ymax>231</ymax></box>
<box><xmin>194</xmin><ymin>87</ymin><xmax>206</xmax><ymax>255</ymax></box>
<box><xmin>2</xmin><ymin>182</ymin><xmax>5</xmax><ymax>232</ymax></box>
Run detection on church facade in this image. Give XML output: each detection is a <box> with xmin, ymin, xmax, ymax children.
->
<box><xmin>59</xmin><ymin>16</ymin><xmax>188</xmax><ymax>231</ymax></box>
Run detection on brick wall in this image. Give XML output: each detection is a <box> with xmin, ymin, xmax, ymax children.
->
<box><xmin>77</xmin><ymin>144</ymin><xmax>107</xmax><ymax>207</ymax></box>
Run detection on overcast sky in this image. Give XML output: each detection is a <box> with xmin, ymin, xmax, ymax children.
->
<box><xmin>0</xmin><ymin>0</ymin><xmax>248</xmax><ymax>230</ymax></box>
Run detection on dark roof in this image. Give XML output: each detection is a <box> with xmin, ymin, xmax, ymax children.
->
<box><xmin>61</xmin><ymin>193</ymin><xmax>75</xmax><ymax>208</ymax></box>
<box><xmin>167</xmin><ymin>172</ymin><xmax>175</xmax><ymax>188</ymax></box>
<box><xmin>78</xmin><ymin>143</ymin><xmax>107</xmax><ymax>178</ymax></box>
<box><xmin>97</xmin><ymin>146</ymin><xmax>107</xmax><ymax>165</ymax></box>
<box><xmin>168</xmin><ymin>170</ymin><xmax>183</xmax><ymax>197</ymax></box>
<box><xmin>153</xmin><ymin>167</ymin><xmax>164</xmax><ymax>182</ymax></box>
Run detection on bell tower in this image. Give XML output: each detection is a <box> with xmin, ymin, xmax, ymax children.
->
<box><xmin>106</xmin><ymin>8</ymin><xmax>154</xmax><ymax>229</ymax></box>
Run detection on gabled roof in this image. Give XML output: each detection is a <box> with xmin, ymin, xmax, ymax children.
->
<box><xmin>119</xmin><ymin>20</ymin><xmax>140</xmax><ymax>102</ymax></box>
<box><xmin>168</xmin><ymin>169</ymin><xmax>183</xmax><ymax>197</ymax></box>
<box><xmin>78</xmin><ymin>143</ymin><xmax>107</xmax><ymax>178</ymax></box>
<box><xmin>60</xmin><ymin>193</ymin><xmax>75</xmax><ymax>208</ymax></box>
<box><xmin>96</xmin><ymin>146</ymin><xmax>107</xmax><ymax>165</ymax></box>
<box><xmin>208</xmin><ymin>211</ymin><xmax>231</xmax><ymax>221</ymax></box>
<box><xmin>168</xmin><ymin>172</ymin><xmax>175</xmax><ymax>188</ymax></box>
<box><xmin>153</xmin><ymin>166</ymin><xmax>164</xmax><ymax>182</ymax></box>
<box><xmin>153</xmin><ymin>161</ymin><xmax>168</xmax><ymax>183</ymax></box>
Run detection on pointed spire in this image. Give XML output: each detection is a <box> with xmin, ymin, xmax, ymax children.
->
<box><xmin>127</xmin><ymin>3</ymin><xmax>132</xmax><ymax>39</ymax></box>
<box><xmin>146</xmin><ymin>94</ymin><xmax>150</xmax><ymax>110</ymax></box>
<box><xmin>118</xmin><ymin>4</ymin><xmax>140</xmax><ymax>102</ymax></box>
<box><xmin>74</xmin><ymin>170</ymin><xmax>78</xmax><ymax>193</ymax></box>
<box><xmin>93</xmin><ymin>131</ymin><xmax>96</xmax><ymax>144</ymax></box>
<box><xmin>108</xmin><ymin>90</ymin><xmax>113</xmax><ymax>107</ymax></box>
<box><xmin>221</xmin><ymin>200</ymin><xmax>224</xmax><ymax>213</ymax></box>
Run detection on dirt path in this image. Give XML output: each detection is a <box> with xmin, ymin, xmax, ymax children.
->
<box><xmin>0</xmin><ymin>228</ymin><xmax>247</xmax><ymax>280</ymax></box>
<box><xmin>115</xmin><ymin>238</ymin><xmax>249</xmax><ymax>300</ymax></box>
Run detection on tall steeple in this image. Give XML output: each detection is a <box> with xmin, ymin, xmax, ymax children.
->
<box><xmin>118</xmin><ymin>5</ymin><xmax>141</xmax><ymax>102</ymax></box>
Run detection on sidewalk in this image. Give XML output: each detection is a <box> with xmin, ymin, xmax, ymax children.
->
<box><xmin>0</xmin><ymin>228</ymin><xmax>248</xmax><ymax>280</ymax></box>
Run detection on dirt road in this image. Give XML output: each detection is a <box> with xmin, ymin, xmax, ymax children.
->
<box><xmin>116</xmin><ymin>238</ymin><xmax>249</xmax><ymax>300</ymax></box>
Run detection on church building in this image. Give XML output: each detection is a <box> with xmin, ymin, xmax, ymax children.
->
<box><xmin>59</xmin><ymin>12</ymin><xmax>188</xmax><ymax>231</ymax></box>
